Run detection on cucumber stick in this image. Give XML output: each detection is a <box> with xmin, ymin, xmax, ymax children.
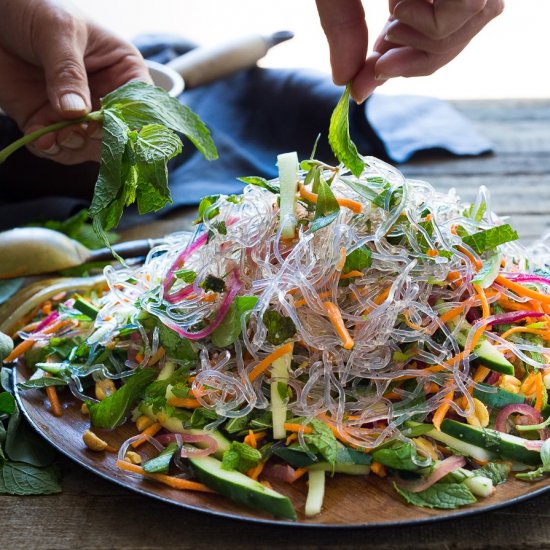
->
<box><xmin>277</xmin><ymin>152</ymin><xmax>299</xmax><ymax>238</ymax></box>
<box><xmin>271</xmin><ymin>344</ymin><xmax>293</xmax><ymax>439</ymax></box>
<box><xmin>189</xmin><ymin>455</ymin><xmax>296</xmax><ymax>520</ymax></box>
<box><xmin>305</xmin><ymin>469</ymin><xmax>326</xmax><ymax>517</ymax></box>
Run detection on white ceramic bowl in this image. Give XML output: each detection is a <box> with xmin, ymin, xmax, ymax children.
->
<box><xmin>145</xmin><ymin>60</ymin><xmax>185</xmax><ymax>97</ymax></box>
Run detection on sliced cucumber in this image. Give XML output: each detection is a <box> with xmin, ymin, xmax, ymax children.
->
<box><xmin>304</xmin><ymin>469</ymin><xmax>325</xmax><ymax>517</ymax></box>
<box><xmin>277</xmin><ymin>152</ymin><xmax>299</xmax><ymax>239</ymax></box>
<box><xmin>272</xmin><ymin>446</ymin><xmax>318</xmax><ymax>468</ymax></box>
<box><xmin>473</xmin><ymin>383</ymin><xmax>525</xmax><ymax>408</ymax></box>
<box><xmin>452</xmin><ymin>320</ymin><xmax>514</xmax><ymax>375</ymax></box>
<box><xmin>189</xmin><ymin>455</ymin><xmax>296</xmax><ymax>520</ymax></box>
<box><xmin>309</xmin><ymin>462</ymin><xmax>370</xmax><ymax>475</ymax></box>
<box><xmin>440</xmin><ymin>419</ymin><xmax>541</xmax><ymax>466</ymax></box>
<box><xmin>271</xmin><ymin>345</ymin><xmax>293</xmax><ymax>439</ymax></box>
<box><xmin>272</xmin><ymin>444</ymin><xmax>372</xmax><ymax>469</ymax></box>
<box><xmin>426</xmin><ymin>427</ymin><xmax>496</xmax><ymax>463</ymax></box>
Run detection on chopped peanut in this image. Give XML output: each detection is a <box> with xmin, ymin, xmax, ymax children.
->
<box><xmin>124</xmin><ymin>451</ymin><xmax>142</xmax><ymax>464</ymax></box>
<box><xmin>95</xmin><ymin>378</ymin><xmax>116</xmax><ymax>401</ymax></box>
<box><xmin>80</xmin><ymin>403</ymin><xmax>89</xmax><ymax>415</ymax></box>
<box><xmin>413</xmin><ymin>437</ymin><xmax>439</xmax><ymax>461</ymax></box>
<box><xmin>499</xmin><ymin>374</ymin><xmax>521</xmax><ymax>394</ymax></box>
<box><xmin>466</xmin><ymin>398</ymin><xmax>490</xmax><ymax>428</ymax></box>
<box><xmin>136</xmin><ymin>415</ymin><xmax>155</xmax><ymax>432</ymax></box>
<box><xmin>83</xmin><ymin>430</ymin><xmax>108</xmax><ymax>452</ymax></box>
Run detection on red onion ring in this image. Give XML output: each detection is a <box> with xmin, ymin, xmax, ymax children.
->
<box><xmin>398</xmin><ymin>455</ymin><xmax>466</xmax><ymax>493</ymax></box>
<box><xmin>495</xmin><ymin>403</ymin><xmax>549</xmax><ymax>440</ymax></box>
<box><xmin>486</xmin><ymin>311</ymin><xmax>545</xmax><ymax>326</ymax></box>
<box><xmin>34</xmin><ymin>310</ymin><xmax>60</xmax><ymax>333</ymax></box>
<box><xmin>502</xmin><ymin>274</ymin><xmax>550</xmax><ymax>287</ymax></box>
<box><xmin>164</xmin><ymin>269</ymin><xmax>242</xmax><ymax>340</ymax></box>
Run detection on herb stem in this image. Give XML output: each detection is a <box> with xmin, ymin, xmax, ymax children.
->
<box><xmin>0</xmin><ymin>110</ymin><xmax>103</xmax><ymax>164</ymax></box>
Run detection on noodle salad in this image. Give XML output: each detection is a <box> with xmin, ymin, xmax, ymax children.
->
<box><xmin>6</xmin><ymin>90</ymin><xmax>550</xmax><ymax>519</ymax></box>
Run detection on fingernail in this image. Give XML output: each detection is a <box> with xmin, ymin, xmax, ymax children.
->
<box><xmin>60</xmin><ymin>132</ymin><xmax>86</xmax><ymax>150</ymax></box>
<box><xmin>384</xmin><ymin>33</ymin><xmax>396</xmax><ymax>42</ymax></box>
<box><xmin>90</xmin><ymin>126</ymin><xmax>103</xmax><ymax>140</ymax></box>
<box><xmin>42</xmin><ymin>143</ymin><xmax>61</xmax><ymax>156</ymax></box>
<box><xmin>375</xmin><ymin>74</ymin><xmax>391</xmax><ymax>81</ymax></box>
<box><xmin>60</xmin><ymin>93</ymin><xmax>86</xmax><ymax>112</ymax></box>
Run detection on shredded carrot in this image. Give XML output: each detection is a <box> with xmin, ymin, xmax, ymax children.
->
<box><xmin>45</xmin><ymin>385</ymin><xmax>62</xmax><ymax>417</ymax></box>
<box><xmin>335</xmin><ymin>247</ymin><xmax>347</xmax><ymax>271</ymax></box>
<box><xmin>294</xmin><ymin>290</ymin><xmax>331</xmax><ymax>308</ymax></box>
<box><xmin>427</xmin><ymin>249</ymin><xmax>438</xmax><ymax>258</ymax></box>
<box><xmin>323</xmin><ymin>301</ymin><xmax>354</xmax><ymax>350</ymax></box>
<box><xmin>131</xmin><ymin>422</ymin><xmax>162</xmax><ymax>448</ymax></box>
<box><xmin>298</xmin><ymin>183</ymin><xmax>363</xmax><ymax>213</ymax></box>
<box><xmin>473</xmin><ymin>284</ymin><xmax>491</xmax><ymax>320</ymax></box>
<box><xmin>285</xmin><ymin>433</ymin><xmax>298</xmax><ymax>445</ymax></box>
<box><xmin>384</xmin><ymin>391</ymin><xmax>402</xmax><ymax>400</ymax></box>
<box><xmin>433</xmin><ymin>389</ymin><xmax>455</xmax><ymax>431</ymax></box>
<box><xmin>373</xmin><ymin>287</ymin><xmax>391</xmax><ymax>306</ymax></box>
<box><xmin>283</xmin><ymin>422</ymin><xmax>313</xmax><ymax>434</ymax></box>
<box><xmin>496</xmin><ymin>275</ymin><xmax>550</xmax><ymax>306</ymax></box>
<box><xmin>293</xmin><ymin>467</ymin><xmax>308</xmax><ymax>482</ymax></box>
<box><xmin>135</xmin><ymin>352</ymin><xmax>144</xmax><ymax>363</ymax></box>
<box><xmin>316</xmin><ymin>413</ymin><xmax>351</xmax><ymax>445</ymax></box>
<box><xmin>3</xmin><ymin>318</ymin><xmax>73</xmax><ymax>363</ymax></box>
<box><xmin>248</xmin><ymin>342</ymin><xmax>294</xmax><ymax>382</ymax></box>
<box><xmin>201</xmin><ymin>293</ymin><xmax>218</xmax><ymax>303</ymax></box>
<box><xmin>339</xmin><ymin>270</ymin><xmax>364</xmax><ymax>280</ymax></box>
<box><xmin>403</xmin><ymin>312</ymin><xmax>428</xmax><ymax>333</ymax></box>
<box><xmin>167</xmin><ymin>396</ymin><xmax>202</xmax><ymax>409</ymax></box>
<box><xmin>534</xmin><ymin>372</ymin><xmax>544</xmax><ymax>412</ymax></box>
<box><xmin>473</xmin><ymin>365</ymin><xmax>491</xmax><ymax>385</ymax></box>
<box><xmin>115</xmin><ymin>460</ymin><xmax>214</xmax><ymax>493</ymax></box>
<box><xmin>243</xmin><ymin>429</ymin><xmax>267</xmax><ymax>449</ymax></box>
<box><xmin>439</xmin><ymin>303</ymin><xmax>467</xmax><ymax>325</ymax></box>
<box><xmin>247</xmin><ymin>461</ymin><xmax>265</xmax><ymax>480</ymax></box>
<box><xmin>41</xmin><ymin>301</ymin><xmax>52</xmax><ymax>315</ymax></box>
<box><xmin>500</xmin><ymin>326</ymin><xmax>550</xmax><ymax>341</ymax></box>
<box><xmin>370</xmin><ymin>462</ymin><xmax>387</xmax><ymax>477</ymax></box>
<box><xmin>147</xmin><ymin>347</ymin><xmax>166</xmax><ymax>366</ymax></box>
<box><xmin>424</xmin><ymin>382</ymin><xmax>440</xmax><ymax>394</ymax></box>
<box><xmin>457</xmin><ymin>245</ymin><xmax>482</xmax><ymax>270</ymax></box>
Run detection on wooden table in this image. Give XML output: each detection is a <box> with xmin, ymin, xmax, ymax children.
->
<box><xmin>3</xmin><ymin>99</ymin><xmax>550</xmax><ymax>549</ymax></box>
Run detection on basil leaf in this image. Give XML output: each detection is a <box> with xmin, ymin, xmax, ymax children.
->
<box><xmin>211</xmin><ymin>296</ymin><xmax>259</xmax><ymax>348</ymax></box>
<box><xmin>263</xmin><ymin>310</ymin><xmax>297</xmax><ymax>346</ymax></box>
<box><xmin>394</xmin><ymin>481</ymin><xmax>477</xmax><ymax>509</ymax></box>
<box><xmin>0</xmin><ymin>462</ymin><xmax>61</xmax><ymax>495</ymax></box>
<box><xmin>343</xmin><ymin>246</ymin><xmax>372</xmax><ymax>274</ymax></box>
<box><xmin>462</xmin><ymin>224</ymin><xmax>519</xmax><ymax>255</ymax></box>
<box><xmin>328</xmin><ymin>84</ymin><xmax>364</xmax><ymax>177</ymax></box>
<box><xmin>88</xmin><ymin>368</ymin><xmax>156</xmax><ymax>429</ymax></box>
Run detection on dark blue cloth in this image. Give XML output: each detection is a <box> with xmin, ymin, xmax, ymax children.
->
<box><xmin>0</xmin><ymin>34</ymin><xmax>492</xmax><ymax>228</ymax></box>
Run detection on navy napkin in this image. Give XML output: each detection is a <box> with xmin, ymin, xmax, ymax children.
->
<box><xmin>0</xmin><ymin>34</ymin><xmax>492</xmax><ymax>229</ymax></box>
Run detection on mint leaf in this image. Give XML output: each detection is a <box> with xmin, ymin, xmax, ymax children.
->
<box><xmin>394</xmin><ymin>481</ymin><xmax>477</xmax><ymax>509</ymax></box>
<box><xmin>310</xmin><ymin>178</ymin><xmax>340</xmax><ymax>233</ymax></box>
<box><xmin>174</xmin><ymin>269</ymin><xmax>197</xmax><ymax>284</ymax></box>
<box><xmin>221</xmin><ymin>441</ymin><xmax>262</xmax><ymax>473</ymax></box>
<box><xmin>0</xmin><ymin>462</ymin><xmax>62</xmax><ymax>495</ymax></box>
<box><xmin>17</xmin><ymin>377</ymin><xmax>68</xmax><ymax>390</ymax></box>
<box><xmin>372</xmin><ymin>442</ymin><xmax>425</xmax><ymax>472</ymax></box>
<box><xmin>263</xmin><ymin>310</ymin><xmax>297</xmax><ymax>346</ymax></box>
<box><xmin>0</xmin><ymin>392</ymin><xmax>15</xmax><ymax>415</ymax></box>
<box><xmin>157</xmin><ymin>322</ymin><xmax>196</xmax><ymax>362</ymax></box>
<box><xmin>328</xmin><ymin>84</ymin><xmax>364</xmax><ymax>177</ymax></box>
<box><xmin>211</xmin><ymin>296</ymin><xmax>259</xmax><ymax>348</ymax></box>
<box><xmin>88</xmin><ymin>368</ymin><xmax>156</xmax><ymax>429</ymax></box>
<box><xmin>475</xmin><ymin>462</ymin><xmax>510</xmax><ymax>485</ymax></box>
<box><xmin>462</xmin><ymin>224</ymin><xmax>519</xmax><ymax>255</ymax></box>
<box><xmin>238</xmin><ymin>176</ymin><xmax>279</xmax><ymax>194</ymax></box>
<box><xmin>304</xmin><ymin>419</ymin><xmax>338</xmax><ymax>466</ymax></box>
<box><xmin>343</xmin><ymin>246</ymin><xmax>372</xmax><ymax>274</ymax></box>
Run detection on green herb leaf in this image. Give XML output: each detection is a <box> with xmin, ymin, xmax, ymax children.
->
<box><xmin>175</xmin><ymin>269</ymin><xmax>197</xmax><ymax>284</ymax></box>
<box><xmin>462</xmin><ymin>224</ymin><xmax>519</xmax><ymax>255</ymax></box>
<box><xmin>199</xmin><ymin>274</ymin><xmax>226</xmax><ymax>293</ymax></box>
<box><xmin>372</xmin><ymin>442</ymin><xmax>426</xmax><ymax>472</ymax></box>
<box><xmin>188</xmin><ymin>407</ymin><xmax>218</xmax><ymax>429</ymax></box>
<box><xmin>238</xmin><ymin>176</ymin><xmax>279</xmax><ymax>194</ymax></box>
<box><xmin>156</xmin><ymin>322</ymin><xmax>196</xmax><ymax>362</ymax></box>
<box><xmin>304</xmin><ymin>419</ymin><xmax>338</xmax><ymax>466</ymax></box>
<box><xmin>310</xmin><ymin>178</ymin><xmax>340</xmax><ymax>233</ymax></box>
<box><xmin>328</xmin><ymin>84</ymin><xmax>364</xmax><ymax>177</ymax></box>
<box><xmin>0</xmin><ymin>392</ymin><xmax>16</xmax><ymax>415</ymax></box>
<box><xmin>394</xmin><ymin>481</ymin><xmax>477</xmax><ymax>509</ymax></box>
<box><xmin>475</xmin><ymin>462</ymin><xmax>510</xmax><ymax>485</ymax></box>
<box><xmin>221</xmin><ymin>441</ymin><xmax>262</xmax><ymax>473</ymax></box>
<box><xmin>0</xmin><ymin>462</ymin><xmax>62</xmax><ymax>495</ymax></box>
<box><xmin>211</xmin><ymin>296</ymin><xmax>259</xmax><ymax>348</ymax></box>
<box><xmin>225</xmin><ymin>413</ymin><xmax>253</xmax><ymax>434</ymax></box>
<box><xmin>263</xmin><ymin>310</ymin><xmax>297</xmax><ymax>346</ymax></box>
<box><xmin>88</xmin><ymin>368</ymin><xmax>156</xmax><ymax>429</ymax></box>
<box><xmin>196</xmin><ymin>195</ymin><xmax>220</xmax><ymax>223</ymax></box>
<box><xmin>343</xmin><ymin>245</ymin><xmax>372</xmax><ymax>274</ymax></box>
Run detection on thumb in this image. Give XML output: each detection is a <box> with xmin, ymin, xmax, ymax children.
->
<box><xmin>39</xmin><ymin>30</ymin><xmax>91</xmax><ymax>118</ymax></box>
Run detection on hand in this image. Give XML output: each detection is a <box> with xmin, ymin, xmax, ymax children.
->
<box><xmin>0</xmin><ymin>0</ymin><xmax>152</xmax><ymax>165</ymax></box>
<box><xmin>316</xmin><ymin>0</ymin><xmax>504</xmax><ymax>103</ymax></box>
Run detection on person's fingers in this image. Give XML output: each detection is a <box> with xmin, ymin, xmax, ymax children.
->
<box><xmin>350</xmin><ymin>52</ymin><xmax>388</xmax><ymax>103</ymax></box>
<box><xmin>316</xmin><ymin>0</ymin><xmax>368</xmax><ymax>85</ymax></box>
<box><xmin>34</xmin><ymin>10</ymin><xmax>91</xmax><ymax>118</ymax></box>
<box><xmin>385</xmin><ymin>1</ymin><xmax>501</xmax><ymax>54</ymax></box>
<box><xmin>393</xmin><ymin>0</ymin><xmax>488</xmax><ymax>40</ymax></box>
<box><xmin>374</xmin><ymin>45</ymin><xmax>463</xmax><ymax>79</ymax></box>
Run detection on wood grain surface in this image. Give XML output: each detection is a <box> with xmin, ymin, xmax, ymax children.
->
<box><xmin>2</xmin><ymin>99</ymin><xmax>550</xmax><ymax>550</ymax></box>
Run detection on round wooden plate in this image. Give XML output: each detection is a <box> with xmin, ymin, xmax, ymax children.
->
<box><xmin>14</xmin><ymin>367</ymin><xmax>550</xmax><ymax>527</ymax></box>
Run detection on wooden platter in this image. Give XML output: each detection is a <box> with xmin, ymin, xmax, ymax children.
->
<box><xmin>13</xmin><ymin>365</ymin><xmax>550</xmax><ymax>528</ymax></box>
